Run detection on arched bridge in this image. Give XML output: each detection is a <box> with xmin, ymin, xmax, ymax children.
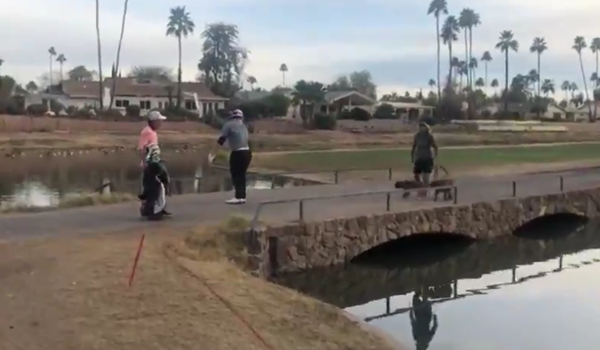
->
<box><xmin>247</xmin><ymin>186</ymin><xmax>600</xmax><ymax>277</ymax></box>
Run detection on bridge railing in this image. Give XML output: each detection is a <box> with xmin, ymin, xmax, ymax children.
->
<box><xmin>249</xmin><ymin>185</ymin><xmax>458</xmax><ymax>231</ymax></box>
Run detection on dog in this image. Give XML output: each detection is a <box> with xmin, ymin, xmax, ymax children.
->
<box><xmin>394</xmin><ymin>165</ymin><xmax>455</xmax><ymax>201</ymax></box>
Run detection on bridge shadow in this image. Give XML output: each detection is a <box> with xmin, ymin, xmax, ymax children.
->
<box><xmin>351</xmin><ymin>233</ymin><xmax>475</xmax><ymax>268</ymax></box>
<box><xmin>513</xmin><ymin>213</ymin><xmax>588</xmax><ymax>239</ymax></box>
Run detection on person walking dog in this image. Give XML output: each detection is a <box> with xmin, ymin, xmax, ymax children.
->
<box><xmin>211</xmin><ymin>109</ymin><xmax>252</xmax><ymax>204</ymax></box>
<box><xmin>411</xmin><ymin>121</ymin><xmax>438</xmax><ymax>197</ymax></box>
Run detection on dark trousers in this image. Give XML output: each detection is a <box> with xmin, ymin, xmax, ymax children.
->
<box><xmin>229</xmin><ymin>149</ymin><xmax>252</xmax><ymax>199</ymax></box>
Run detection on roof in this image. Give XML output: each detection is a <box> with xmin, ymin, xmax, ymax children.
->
<box><xmin>236</xmin><ymin>90</ymin><xmax>272</xmax><ymax>101</ymax></box>
<box><xmin>380</xmin><ymin>101</ymin><xmax>434</xmax><ymax>109</ymax></box>
<box><xmin>324</xmin><ymin>90</ymin><xmax>375</xmax><ymax>104</ymax></box>
<box><xmin>59</xmin><ymin>79</ymin><xmax>227</xmax><ymax>100</ymax></box>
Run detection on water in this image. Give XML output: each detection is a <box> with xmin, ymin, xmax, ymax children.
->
<box><xmin>0</xmin><ymin>152</ymin><xmax>313</xmax><ymax>210</ymax></box>
<box><xmin>274</xmin><ymin>218</ymin><xmax>600</xmax><ymax>349</ymax></box>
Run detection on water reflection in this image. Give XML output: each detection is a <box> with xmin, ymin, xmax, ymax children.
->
<box><xmin>274</xmin><ymin>220</ymin><xmax>600</xmax><ymax>350</ymax></box>
<box><xmin>0</xmin><ymin>152</ymin><xmax>316</xmax><ymax>209</ymax></box>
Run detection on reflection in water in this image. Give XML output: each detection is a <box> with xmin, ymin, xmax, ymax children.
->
<box><xmin>274</xmin><ymin>220</ymin><xmax>600</xmax><ymax>350</ymax></box>
<box><xmin>0</xmin><ymin>153</ymin><xmax>316</xmax><ymax>209</ymax></box>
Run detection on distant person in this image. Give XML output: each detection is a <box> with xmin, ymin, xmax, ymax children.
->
<box><xmin>410</xmin><ymin>291</ymin><xmax>438</xmax><ymax>350</ymax></box>
<box><xmin>210</xmin><ymin>109</ymin><xmax>252</xmax><ymax>204</ymax></box>
<box><xmin>138</xmin><ymin>143</ymin><xmax>171</xmax><ymax>219</ymax></box>
<box><xmin>411</xmin><ymin>121</ymin><xmax>438</xmax><ymax>197</ymax></box>
<box><xmin>138</xmin><ymin>110</ymin><xmax>167</xmax><ymax>165</ymax></box>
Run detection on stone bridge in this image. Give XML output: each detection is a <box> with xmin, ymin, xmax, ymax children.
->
<box><xmin>246</xmin><ymin>187</ymin><xmax>600</xmax><ymax>277</ymax></box>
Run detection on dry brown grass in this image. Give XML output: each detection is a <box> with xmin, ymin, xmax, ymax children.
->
<box><xmin>0</xmin><ymin>219</ymin><xmax>402</xmax><ymax>350</ymax></box>
<box><xmin>1</xmin><ymin>192</ymin><xmax>137</xmax><ymax>214</ymax></box>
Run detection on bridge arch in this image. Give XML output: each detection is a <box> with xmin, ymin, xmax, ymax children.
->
<box><xmin>513</xmin><ymin>212</ymin><xmax>588</xmax><ymax>238</ymax></box>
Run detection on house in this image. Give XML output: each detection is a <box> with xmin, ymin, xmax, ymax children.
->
<box><xmin>318</xmin><ymin>90</ymin><xmax>377</xmax><ymax>115</ymax></box>
<box><xmin>24</xmin><ymin>78</ymin><xmax>228</xmax><ymax>117</ymax></box>
<box><xmin>380</xmin><ymin>101</ymin><xmax>434</xmax><ymax>122</ymax></box>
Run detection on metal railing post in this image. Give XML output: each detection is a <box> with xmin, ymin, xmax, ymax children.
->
<box><xmin>453</xmin><ymin>186</ymin><xmax>458</xmax><ymax>204</ymax></box>
<box><xmin>512</xmin><ymin>181</ymin><xmax>516</xmax><ymax>197</ymax></box>
<box><xmin>388</xmin><ymin>168</ymin><xmax>393</xmax><ymax>180</ymax></box>
<box><xmin>386</xmin><ymin>193</ymin><xmax>391</xmax><ymax>211</ymax></box>
<box><xmin>334</xmin><ymin>171</ymin><xmax>339</xmax><ymax>184</ymax></box>
<box><xmin>559</xmin><ymin>176</ymin><xmax>564</xmax><ymax>192</ymax></box>
<box><xmin>271</xmin><ymin>175</ymin><xmax>276</xmax><ymax>189</ymax></box>
<box><xmin>299</xmin><ymin>200</ymin><xmax>304</xmax><ymax>221</ymax></box>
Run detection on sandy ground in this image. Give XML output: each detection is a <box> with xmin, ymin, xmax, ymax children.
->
<box><xmin>0</xmin><ymin>230</ymin><xmax>402</xmax><ymax>350</ymax></box>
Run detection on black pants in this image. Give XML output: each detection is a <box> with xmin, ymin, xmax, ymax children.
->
<box><xmin>229</xmin><ymin>149</ymin><xmax>252</xmax><ymax>199</ymax></box>
<box><xmin>413</xmin><ymin>157</ymin><xmax>434</xmax><ymax>175</ymax></box>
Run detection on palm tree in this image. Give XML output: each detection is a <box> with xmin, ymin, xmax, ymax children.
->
<box><xmin>458</xmin><ymin>61</ymin><xmax>467</xmax><ymax>91</ymax></box>
<box><xmin>570</xmin><ymin>82</ymin><xmax>579</xmax><ymax>99</ymax></box>
<box><xmin>48</xmin><ymin>47</ymin><xmax>57</xmax><ymax>87</ymax></box>
<box><xmin>107</xmin><ymin>0</ymin><xmax>130</xmax><ymax>110</ymax></box>
<box><xmin>529</xmin><ymin>37</ymin><xmax>548</xmax><ymax>98</ymax></box>
<box><xmin>247</xmin><ymin>76</ymin><xmax>257</xmax><ymax>90</ymax></box>
<box><xmin>481</xmin><ymin>51</ymin><xmax>492</xmax><ymax>87</ymax></box>
<box><xmin>561</xmin><ymin>80</ymin><xmax>570</xmax><ymax>100</ymax></box>
<box><xmin>427</xmin><ymin>0</ymin><xmax>448</xmax><ymax>100</ymax></box>
<box><xmin>428</xmin><ymin>79</ymin><xmax>436</xmax><ymax>92</ymax></box>
<box><xmin>441</xmin><ymin>16</ymin><xmax>459</xmax><ymax>88</ymax></box>
<box><xmin>491</xmin><ymin>78</ymin><xmax>499</xmax><ymax>94</ymax></box>
<box><xmin>95</xmin><ymin>0</ymin><xmax>104</xmax><ymax>110</ymax></box>
<box><xmin>459</xmin><ymin>8</ymin><xmax>481</xmax><ymax>91</ymax></box>
<box><xmin>573</xmin><ymin>36</ymin><xmax>593</xmax><ymax>120</ymax></box>
<box><xmin>469</xmin><ymin>57</ymin><xmax>478</xmax><ymax>83</ymax></box>
<box><xmin>527</xmin><ymin>69</ymin><xmax>539</xmax><ymax>91</ymax></box>
<box><xmin>590</xmin><ymin>37</ymin><xmax>600</xmax><ymax>119</ymax></box>
<box><xmin>451</xmin><ymin>56</ymin><xmax>460</xmax><ymax>85</ymax></box>
<box><xmin>475</xmin><ymin>78</ymin><xmax>484</xmax><ymax>89</ymax></box>
<box><xmin>541</xmin><ymin>79</ymin><xmax>555</xmax><ymax>97</ymax></box>
<box><xmin>292</xmin><ymin>80</ymin><xmax>326</xmax><ymax>126</ymax></box>
<box><xmin>56</xmin><ymin>54</ymin><xmax>66</xmax><ymax>83</ymax></box>
<box><xmin>279</xmin><ymin>63</ymin><xmax>288</xmax><ymax>87</ymax></box>
<box><xmin>166</xmin><ymin>6</ymin><xmax>195</xmax><ymax>110</ymax></box>
<box><xmin>495</xmin><ymin>30</ymin><xmax>519</xmax><ymax>113</ymax></box>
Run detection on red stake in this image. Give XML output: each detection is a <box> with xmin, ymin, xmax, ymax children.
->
<box><xmin>128</xmin><ymin>233</ymin><xmax>146</xmax><ymax>287</ymax></box>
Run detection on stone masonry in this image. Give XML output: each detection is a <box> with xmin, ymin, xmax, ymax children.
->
<box><xmin>246</xmin><ymin>187</ymin><xmax>600</xmax><ymax>277</ymax></box>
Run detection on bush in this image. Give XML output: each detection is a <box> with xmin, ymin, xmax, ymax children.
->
<box><xmin>312</xmin><ymin>113</ymin><xmax>337</xmax><ymax>130</ymax></box>
<box><xmin>27</xmin><ymin>103</ymin><xmax>47</xmax><ymax>116</ymax></box>
<box><xmin>373</xmin><ymin>103</ymin><xmax>397</xmax><ymax>119</ymax></box>
<box><xmin>126</xmin><ymin>104</ymin><xmax>141</xmax><ymax>117</ymax></box>
<box><xmin>435</xmin><ymin>90</ymin><xmax>464</xmax><ymax>121</ymax></box>
<box><xmin>337</xmin><ymin>110</ymin><xmax>352</xmax><ymax>120</ymax></box>
<box><xmin>261</xmin><ymin>93</ymin><xmax>291</xmax><ymax>117</ymax></box>
<box><xmin>98</xmin><ymin>109</ymin><xmax>124</xmax><ymax>121</ymax></box>
<box><xmin>0</xmin><ymin>98</ymin><xmax>24</xmax><ymax>115</ymax></box>
<box><xmin>349</xmin><ymin>107</ymin><xmax>372</xmax><ymax>121</ymax></box>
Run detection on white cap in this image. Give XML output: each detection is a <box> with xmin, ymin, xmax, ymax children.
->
<box><xmin>230</xmin><ymin>109</ymin><xmax>243</xmax><ymax>118</ymax></box>
<box><xmin>147</xmin><ymin>110</ymin><xmax>167</xmax><ymax>121</ymax></box>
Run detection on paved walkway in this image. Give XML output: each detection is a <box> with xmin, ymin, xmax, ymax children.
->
<box><xmin>2</xmin><ymin>168</ymin><xmax>600</xmax><ymax>241</ymax></box>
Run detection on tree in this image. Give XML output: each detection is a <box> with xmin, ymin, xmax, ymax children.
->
<box><xmin>570</xmin><ymin>82</ymin><xmax>579</xmax><ymax>99</ymax></box>
<box><xmin>328</xmin><ymin>76</ymin><xmax>352</xmax><ymax>91</ymax></box>
<box><xmin>166</xmin><ymin>5</ymin><xmax>195</xmax><ymax>110</ymax></box>
<box><xmin>247</xmin><ymin>75</ymin><xmax>257</xmax><ymax>90</ymax></box>
<box><xmin>527</xmin><ymin>69</ymin><xmax>539</xmax><ymax>91</ymax></box>
<box><xmin>441</xmin><ymin>16</ymin><xmax>459</xmax><ymax>87</ymax></box>
<box><xmin>198</xmin><ymin>22</ymin><xmax>248</xmax><ymax>98</ymax></box>
<box><xmin>427</xmin><ymin>0</ymin><xmax>448</xmax><ymax>100</ymax></box>
<box><xmin>491</xmin><ymin>78</ymin><xmax>499</xmax><ymax>94</ymax></box>
<box><xmin>561</xmin><ymin>80</ymin><xmax>570</xmax><ymax>100</ymax></box>
<box><xmin>349</xmin><ymin>70</ymin><xmax>377</xmax><ymax>99</ymax></box>
<box><xmin>591</xmin><ymin>37</ymin><xmax>600</xmax><ymax>117</ymax></box>
<box><xmin>428</xmin><ymin>79</ymin><xmax>436</xmax><ymax>90</ymax></box>
<box><xmin>26</xmin><ymin>81</ymin><xmax>38</xmax><ymax>93</ymax></box>
<box><xmin>541</xmin><ymin>79</ymin><xmax>555</xmax><ymax>97</ymax></box>
<box><xmin>469</xmin><ymin>57</ymin><xmax>478</xmax><ymax>83</ymax></box>
<box><xmin>495</xmin><ymin>30</ymin><xmax>518</xmax><ymax>113</ymax></box>
<box><xmin>279</xmin><ymin>63</ymin><xmax>288</xmax><ymax>86</ymax></box>
<box><xmin>292</xmin><ymin>80</ymin><xmax>326</xmax><ymax>126</ymax></box>
<box><xmin>48</xmin><ymin>47</ymin><xmax>57</xmax><ymax>87</ymax></box>
<box><xmin>55</xmin><ymin>54</ymin><xmax>66</xmax><ymax>83</ymax></box>
<box><xmin>480</xmin><ymin>51</ymin><xmax>492</xmax><ymax>87</ymax></box>
<box><xmin>106</xmin><ymin>0</ymin><xmax>130</xmax><ymax>110</ymax></box>
<box><xmin>529</xmin><ymin>37</ymin><xmax>548</xmax><ymax>99</ymax></box>
<box><xmin>0</xmin><ymin>58</ymin><xmax>3</xmax><ymax>76</ymax></box>
<box><xmin>459</xmin><ymin>8</ymin><xmax>480</xmax><ymax>91</ymax></box>
<box><xmin>573</xmin><ymin>36</ymin><xmax>593</xmax><ymax>120</ymax></box>
<box><xmin>475</xmin><ymin>77</ymin><xmax>484</xmax><ymax>89</ymax></box>
<box><xmin>95</xmin><ymin>0</ymin><xmax>104</xmax><ymax>110</ymax></box>
<box><xmin>128</xmin><ymin>66</ymin><xmax>174</xmax><ymax>82</ymax></box>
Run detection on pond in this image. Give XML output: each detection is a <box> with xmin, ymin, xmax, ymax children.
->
<box><xmin>274</xmin><ymin>220</ymin><xmax>600</xmax><ymax>349</ymax></box>
<box><xmin>0</xmin><ymin>152</ymin><xmax>314</xmax><ymax>210</ymax></box>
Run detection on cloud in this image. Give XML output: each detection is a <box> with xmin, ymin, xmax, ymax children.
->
<box><xmin>1</xmin><ymin>0</ymin><xmax>599</xmax><ymax>95</ymax></box>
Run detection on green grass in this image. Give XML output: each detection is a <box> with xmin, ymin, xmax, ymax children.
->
<box><xmin>255</xmin><ymin>143</ymin><xmax>600</xmax><ymax>172</ymax></box>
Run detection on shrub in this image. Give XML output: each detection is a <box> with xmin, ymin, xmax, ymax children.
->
<box><xmin>312</xmin><ymin>113</ymin><xmax>337</xmax><ymax>130</ymax></box>
<box><xmin>27</xmin><ymin>103</ymin><xmax>47</xmax><ymax>116</ymax></box>
<box><xmin>0</xmin><ymin>98</ymin><xmax>24</xmax><ymax>115</ymax></box>
<box><xmin>236</xmin><ymin>100</ymin><xmax>268</xmax><ymax>120</ymax></box>
<box><xmin>72</xmin><ymin>108</ymin><xmax>94</xmax><ymax>119</ymax></box>
<box><xmin>435</xmin><ymin>91</ymin><xmax>464</xmax><ymax>121</ymax></box>
<box><xmin>349</xmin><ymin>107</ymin><xmax>372</xmax><ymax>121</ymax></box>
<box><xmin>373</xmin><ymin>103</ymin><xmax>397</xmax><ymax>119</ymax></box>
<box><xmin>261</xmin><ymin>93</ymin><xmax>291</xmax><ymax>117</ymax></box>
<box><xmin>126</xmin><ymin>104</ymin><xmax>141</xmax><ymax>117</ymax></box>
<box><xmin>98</xmin><ymin>109</ymin><xmax>124</xmax><ymax>121</ymax></box>
<box><xmin>337</xmin><ymin>110</ymin><xmax>352</xmax><ymax>120</ymax></box>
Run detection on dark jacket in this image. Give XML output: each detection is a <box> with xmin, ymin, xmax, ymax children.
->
<box><xmin>139</xmin><ymin>160</ymin><xmax>170</xmax><ymax>202</ymax></box>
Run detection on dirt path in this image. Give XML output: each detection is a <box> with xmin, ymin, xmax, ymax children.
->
<box><xmin>0</xmin><ymin>232</ymin><xmax>402</xmax><ymax>350</ymax></box>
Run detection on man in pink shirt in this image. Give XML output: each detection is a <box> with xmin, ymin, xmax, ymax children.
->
<box><xmin>138</xmin><ymin>110</ymin><xmax>167</xmax><ymax>164</ymax></box>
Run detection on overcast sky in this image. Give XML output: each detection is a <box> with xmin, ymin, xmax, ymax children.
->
<box><xmin>1</xmin><ymin>0</ymin><xmax>599</xmax><ymax>95</ymax></box>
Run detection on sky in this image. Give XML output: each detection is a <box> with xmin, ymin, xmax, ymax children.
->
<box><xmin>1</xmin><ymin>0</ymin><xmax>600</xmax><ymax>96</ymax></box>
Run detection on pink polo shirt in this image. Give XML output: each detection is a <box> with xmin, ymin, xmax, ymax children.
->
<box><xmin>138</xmin><ymin>126</ymin><xmax>158</xmax><ymax>166</ymax></box>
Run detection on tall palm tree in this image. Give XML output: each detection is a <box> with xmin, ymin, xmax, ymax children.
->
<box><xmin>247</xmin><ymin>76</ymin><xmax>257</xmax><ymax>90</ymax></box>
<box><xmin>56</xmin><ymin>54</ymin><xmax>67</xmax><ymax>83</ymax></box>
<box><xmin>95</xmin><ymin>0</ymin><xmax>104</xmax><ymax>110</ymax></box>
<box><xmin>459</xmin><ymin>8</ymin><xmax>480</xmax><ymax>91</ymax></box>
<box><xmin>491</xmin><ymin>78</ymin><xmax>499</xmax><ymax>94</ymax></box>
<box><xmin>166</xmin><ymin>6</ymin><xmax>195</xmax><ymax>110</ymax></box>
<box><xmin>561</xmin><ymin>80</ymin><xmax>570</xmax><ymax>100</ymax></box>
<box><xmin>279</xmin><ymin>63</ymin><xmax>288</xmax><ymax>87</ymax></box>
<box><xmin>495</xmin><ymin>30</ymin><xmax>519</xmax><ymax>113</ymax></box>
<box><xmin>573</xmin><ymin>36</ymin><xmax>593</xmax><ymax>120</ymax></box>
<box><xmin>441</xmin><ymin>16</ymin><xmax>459</xmax><ymax>88</ymax></box>
<box><xmin>427</xmin><ymin>0</ymin><xmax>448</xmax><ymax>100</ymax></box>
<box><xmin>428</xmin><ymin>79</ymin><xmax>436</xmax><ymax>91</ymax></box>
<box><xmin>475</xmin><ymin>78</ymin><xmax>484</xmax><ymax>89</ymax></box>
<box><xmin>570</xmin><ymin>82</ymin><xmax>579</xmax><ymax>99</ymax></box>
<box><xmin>590</xmin><ymin>37</ymin><xmax>600</xmax><ymax>118</ymax></box>
<box><xmin>469</xmin><ymin>57</ymin><xmax>478</xmax><ymax>83</ymax></box>
<box><xmin>108</xmin><ymin>0</ymin><xmax>130</xmax><ymax>110</ymax></box>
<box><xmin>541</xmin><ymin>79</ymin><xmax>555</xmax><ymax>97</ymax></box>
<box><xmin>48</xmin><ymin>47</ymin><xmax>57</xmax><ymax>87</ymax></box>
<box><xmin>529</xmin><ymin>37</ymin><xmax>548</xmax><ymax>98</ymax></box>
<box><xmin>451</xmin><ymin>56</ymin><xmax>460</xmax><ymax>85</ymax></box>
<box><xmin>481</xmin><ymin>51</ymin><xmax>492</xmax><ymax>87</ymax></box>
